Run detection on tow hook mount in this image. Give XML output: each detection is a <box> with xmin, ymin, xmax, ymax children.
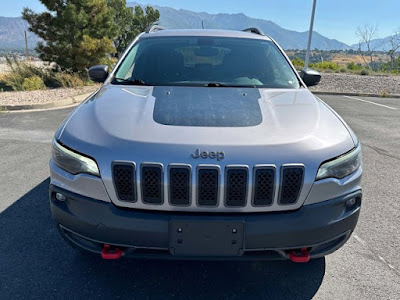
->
<box><xmin>101</xmin><ymin>244</ymin><xmax>123</xmax><ymax>260</ymax></box>
<box><xmin>289</xmin><ymin>247</ymin><xmax>310</xmax><ymax>263</ymax></box>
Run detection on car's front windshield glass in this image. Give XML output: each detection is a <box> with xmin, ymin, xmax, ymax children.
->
<box><xmin>113</xmin><ymin>36</ymin><xmax>300</xmax><ymax>89</ymax></box>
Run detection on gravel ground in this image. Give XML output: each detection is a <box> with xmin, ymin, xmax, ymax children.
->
<box><xmin>309</xmin><ymin>73</ymin><xmax>400</xmax><ymax>96</ymax></box>
<box><xmin>0</xmin><ymin>85</ymin><xmax>98</xmax><ymax>106</ymax></box>
<box><xmin>1</xmin><ymin>73</ymin><xmax>400</xmax><ymax>106</ymax></box>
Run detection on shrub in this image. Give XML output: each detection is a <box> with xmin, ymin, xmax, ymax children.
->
<box><xmin>22</xmin><ymin>76</ymin><xmax>46</xmax><ymax>91</ymax></box>
<box><xmin>3</xmin><ymin>56</ymin><xmax>49</xmax><ymax>91</ymax></box>
<box><xmin>0</xmin><ymin>74</ymin><xmax>13</xmax><ymax>92</ymax></box>
<box><xmin>3</xmin><ymin>56</ymin><xmax>88</xmax><ymax>91</ymax></box>
<box><xmin>360</xmin><ymin>69</ymin><xmax>370</xmax><ymax>76</ymax></box>
<box><xmin>54</xmin><ymin>73</ymin><xmax>85</xmax><ymax>88</ymax></box>
<box><xmin>3</xmin><ymin>72</ymin><xmax>24</xmax><ymax>91</ymax></box>
<box><xmin>291</xmin><ymin>57</ymin><xmax>305</xmax><ymax>69</ymax></box>
<box><xmin>347</xmin><ymin>62</ymin><xmax>362</xmax><ymax>71</ymax></box>
<box><xmin>340</xmin><ymin>68</ymin><xmax>347</xmax><ymax>73</ymax></box>
<box><xmin>310</xmin><ymin>61</ymin><xmax>340</xmax><ymax>71</ymax></box>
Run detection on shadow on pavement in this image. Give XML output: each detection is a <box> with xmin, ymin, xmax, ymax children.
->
<box><xmin>0</xmin><ymin>178</ymin><xmax>325</xmax><ymax>299</ymax></box>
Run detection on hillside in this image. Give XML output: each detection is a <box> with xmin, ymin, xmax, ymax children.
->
<box><xmin>351</xmin><ymin>36</ymin><xmax>392</xmax><ymax>52</ymax></box>
<box><xmin>0</xmin><ymin>17</ymin><xmax>39</xmax><ymax>50</ymax></box>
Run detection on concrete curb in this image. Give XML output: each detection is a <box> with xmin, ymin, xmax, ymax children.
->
<box><xmin>0</xmin><ymin>92</ymin><xmax>93</xmax><ymax>112</ymax></box>
<box><xmin>312</xmin><ymin>91</ymin><xmax>400</xmax><ymax>99</ymax></box>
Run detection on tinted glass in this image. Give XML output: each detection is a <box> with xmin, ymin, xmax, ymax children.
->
<box><xmin>114</xmin><ymin>36</ymin><xmax>299</xmax><ymax>88</ymax></box>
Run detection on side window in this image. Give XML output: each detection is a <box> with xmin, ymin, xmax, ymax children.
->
<box><xmin>115</xmin><ymin>45</ymin><xmax>139</xmax><ymax>79</ymax></box>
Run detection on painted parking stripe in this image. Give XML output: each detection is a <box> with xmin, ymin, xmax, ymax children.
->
<box><xmin>343</xmin><ymin>95</ymin><xmax>398</xmax><ymax>110</ymax></box>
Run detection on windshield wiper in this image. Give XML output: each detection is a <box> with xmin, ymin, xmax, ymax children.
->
<box><xmin>204</xmin><ymin>82</ymin><xmax>258</xmax><ymax>88</ymax></box>
<box><xmin>203</xmin><ymin>82</ymin><xmax>227</xmax><ymax>87</ymax></box>
<box><xmin>112</xmin><ymin>77</ymin><xmax>150</xmax><ymax>86</ymax></box>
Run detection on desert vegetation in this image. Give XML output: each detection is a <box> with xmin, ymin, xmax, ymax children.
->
<box><xmin>290</xmin><ymin>50</ymin><xmax>399</xmax><ymax>76</ymax></box>
<box><xmin>290</xmin><ymin>25</ymin><xmax>400</xmax><ymax>75</ymax></box>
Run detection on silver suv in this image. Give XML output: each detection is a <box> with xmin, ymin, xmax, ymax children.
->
<box><xmin>50</xmin><ymin>27</ymin><xmax>362</xmax><ymax>262</ymax></box>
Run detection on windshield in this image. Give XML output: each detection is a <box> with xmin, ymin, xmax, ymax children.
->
<box><xmin>113</xmin><ymin>36</ymin><xmax>300</xmax><ymax>88</ymax></box>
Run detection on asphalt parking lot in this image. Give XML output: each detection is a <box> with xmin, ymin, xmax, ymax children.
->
<box><xmin>0</xmin><ymin>94</ymin><xmax>399</xmax><ymax>299</ymax></box>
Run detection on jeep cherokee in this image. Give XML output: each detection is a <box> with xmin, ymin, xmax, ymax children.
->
<box><xmin>50</xmin><ymin>27</ymin><xmax>362</xmax><ymax>262</ymax></box>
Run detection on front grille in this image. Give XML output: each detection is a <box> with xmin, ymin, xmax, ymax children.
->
<box><xmin>225</xmin><ymin>168</ymin><xmax>248</xmax><ymax>207</ymax></box>
<box><xmin>113</xmin><ymin>163</ymin><xmax>136</xmax><ymax>202</ymax></box>
<box><xmin>279</xmin><ymin>167</ymin><xmax>304</xmax><ymax>204</ymax></box>
<box><xmin>253</xmin><ymin>167</ymin><xmax>275</xmax><ymax>206</ymax></box>
<box><xmin>112</xmin><ymin>162</ymin><xmax>305</xmax><ymax>212</ymax></box>
<box><xmin>169</xmin><ymin>167</ymin><xmax>191</xmax><ymax>206</ymax></box>
<box><xmin>197</xmin><ymin>168</ymin><xmax>219</xmax><ymax>206</ymax></box>
<box><xmin>141</xmin><ymin>165</ymin><xmax>163</xmax><ymax>204</ymax></box>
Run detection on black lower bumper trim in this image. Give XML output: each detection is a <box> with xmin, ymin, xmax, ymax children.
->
<box><xmin>59</xmin><ymin>224</ymin><xmax>351</xmax><ymax>261</ymax></box>
<box><xmin>50</xmin><ymin>185</ymin><xmax>361</xmax><ymax>260</ymax></box>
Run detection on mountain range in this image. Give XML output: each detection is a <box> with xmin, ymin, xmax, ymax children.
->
<box><xmin>0</xmin><ymin>3</ymin><xmax>392</xmax><ymax>52</ymax></box>
<box><xmin>127</xmin><ymin>2</ymin><xmax>350</xmax><ymax>50</ymax></box>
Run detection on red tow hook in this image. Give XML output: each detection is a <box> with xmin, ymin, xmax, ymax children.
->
<box><xmin>101</xmin><ymin>244</ymin><xmax>123</xmax><ymax>260</ymax></box>
<box><xmin>289</xmin><ymin>247</ymin><xmax>310</xmax><ymax>263</ymax></box>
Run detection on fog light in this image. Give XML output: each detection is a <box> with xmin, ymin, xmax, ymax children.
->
<box><xmin>55</xmin><ymin>193</ymin><xmax>66</xmax><ymax>202</ymax></box>
<box><xmin>346</xmin><ymin>197</ymin><xmax>357</xmax><ymax>207</ymax></box>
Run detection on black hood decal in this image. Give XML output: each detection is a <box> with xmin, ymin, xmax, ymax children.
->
<box><xmin>152</xmin><ymin>87</ymin><xmax>262</xmax><ymax>127</ymax></box>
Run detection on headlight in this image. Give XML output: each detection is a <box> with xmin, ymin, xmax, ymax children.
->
<box><xmin>316</xmin><ymin>144</ymin><xmax>362</xmax><ymax>180</ymax></box>
<box><xmin>52</xmin><ymin>140</ymin><xmax>100</xmax><ymax>177</ymax></box>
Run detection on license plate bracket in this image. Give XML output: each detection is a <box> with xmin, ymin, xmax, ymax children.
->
<box><xmin>169</xmin><ymin>220</ymin><xmax>244</xmax><ymax>256</ymax></box>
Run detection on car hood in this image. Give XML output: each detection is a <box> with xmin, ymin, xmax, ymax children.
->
<box><xmin>58</xmin><ymin>85</ymin><xmax>355</xmax><ymax>169</ymax></box>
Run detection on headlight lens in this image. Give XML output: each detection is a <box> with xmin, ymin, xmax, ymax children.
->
<box><xmin>316</xmin><ymin>144</ymin><xmax>362</xmax><ymax>180</ymax></box>
<box><xmin>52</xmin><ymin>140</ymin><xmax>100</xmax><ymax>177</ymax></box>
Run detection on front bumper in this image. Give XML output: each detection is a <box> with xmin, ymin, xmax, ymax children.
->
<box><xmin>50</xmin><ymin>185</ymin><xmax>361</xmax><ymax>260</ymax></box>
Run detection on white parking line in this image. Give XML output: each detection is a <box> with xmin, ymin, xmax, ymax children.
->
<box><xmin>353</xmin><ymin>233</ymin><xmax>400</xmax><ymax>276</ymax></box>
<box><xmin>353</xmin><ymin>233</ymin><xmax>366</xmax><ymax>246</ymax></box>
<box><xmin>343</xmin><ymin>96</ymin><xmax>398</xmax><ymax>110</ymax></box>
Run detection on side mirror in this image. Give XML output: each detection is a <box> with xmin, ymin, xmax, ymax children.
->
<box><xmin>88</xmin><ymin>65</ymin><xmax>109</xmax><ymax>83</ymax></box>
<box><xmin>300</xmin><ymin>69</ymin><xmax>321</xmax><ymax>87</ymax></box>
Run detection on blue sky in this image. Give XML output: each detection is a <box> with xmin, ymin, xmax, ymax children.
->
<box><xmin>1</xmin><ymin>0</ymin><xmax>398</xmax><ymax>45</ymax></box>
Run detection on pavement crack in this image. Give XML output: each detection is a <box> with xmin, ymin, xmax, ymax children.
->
<box><xmin>362</xmin><ymin>143</ymin><xmax>400</xmax><ymax>161</ymax></box>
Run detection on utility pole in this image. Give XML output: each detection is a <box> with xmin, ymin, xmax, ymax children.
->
<box><xmin>24</xmin><ymin>30</ymin><xmax>30</xmax><ymax>61</ymax></box>
<box><xmin>304</xmin><ymin>0</ymin><xmax>317</xmax><ymax>70</ymax></box>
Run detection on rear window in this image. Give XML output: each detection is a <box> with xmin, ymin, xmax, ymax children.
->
<box><xmin>113</xmin><ymin>36</ymin><xmax>299</xmax><ymax>89</ymax></box>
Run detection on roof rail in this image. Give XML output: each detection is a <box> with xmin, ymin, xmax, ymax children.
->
<box><xmin>242</xmin><ymin>27</ymin><xmax>265</xmax><ymax>36</ymax></box>
<box><xmin>145</xmin><ymin>25</ymin><xmax>166</xmax><ymax>33</ymax></box>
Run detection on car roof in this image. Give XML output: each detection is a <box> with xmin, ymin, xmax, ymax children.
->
<box><xmin>140</xmin><ymin>29</ymin><xmax>272</xmax><ymax>41</ymax></box>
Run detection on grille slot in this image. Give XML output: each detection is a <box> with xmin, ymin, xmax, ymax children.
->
<box><xmin>279</xmin><ymin>166</ymin><xmax>304</xmax><ymax>205</ymax></box>
<box><xmin>141</xmin><ymin>165</ymin><xmax>163</xmax><ymax>204</ymax></box>
<box><xmin>253</xmin><ymin>167</ymin><xmax>275</xmax><ymax>206</ymax></box>
<box><xmin>225</xmin><ymin>168</ymin><xmax>248</xmax><ymax>207</ymax></box>
<box><xmin>197</xmin><ymin>168</ymin><xmax>219</xmax><ymax>206</ymax></box>
<box><xmin>113</xmin><ymin>163</ymin><xmax>136</xmax><ymax>202</ymax></box>
<box><xmin>169</xmin><ymin>167</ymin><xmax>191</xmax><ymax>206</ymax></box>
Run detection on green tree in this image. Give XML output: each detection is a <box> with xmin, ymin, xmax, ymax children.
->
<box><xmin>131</xmin><ymin>6</ymin><xmax>160</xmax><ymax>35</ymax></box>
<box><xmin>22</xmin><ymin>0</ymin><xmax>117</xmax><ymax>75</ymax></box>
<box><xmin>107</xmin><ymin>0</ymin><xmax>135</xmax><ymax>56</ymax></box>
<box><xmin>107</xmin><ymin>2</ymin><xmax>160</xmax><ymax>57</ymax></box>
